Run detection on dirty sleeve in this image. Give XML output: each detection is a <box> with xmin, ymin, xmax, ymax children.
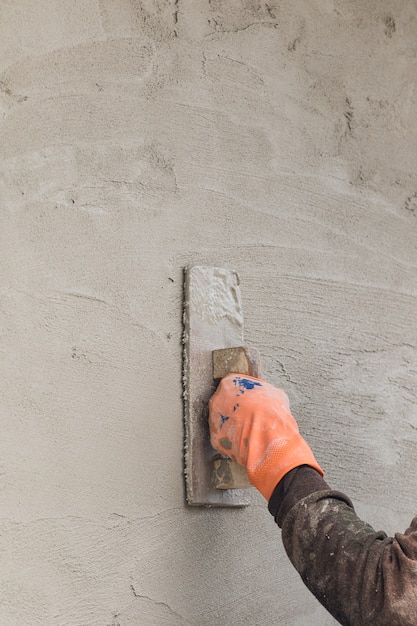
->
<box><xmin>269</xmin><ymin>467</ymin><xmax>417</xmax><ymax>625</ymax></box>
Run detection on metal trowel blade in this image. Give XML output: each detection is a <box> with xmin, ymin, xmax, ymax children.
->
<box><xmin>183</xmin><ymin>265</ymin><xmax>251</xmax><ymax>507</ymax></box>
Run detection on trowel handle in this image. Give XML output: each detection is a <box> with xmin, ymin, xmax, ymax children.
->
<box><xmin>211</xmin><ymin>347</ymin><xmax>261</xmax><ymax>490</ymax></box>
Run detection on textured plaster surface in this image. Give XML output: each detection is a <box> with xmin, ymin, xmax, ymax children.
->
<box><xmin>1</xmin><ymin>1</ymin><xmax>417</xmax><ymax>624</ymax></box>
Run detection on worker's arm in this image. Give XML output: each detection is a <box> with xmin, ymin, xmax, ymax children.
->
<box><xmin>209</xmin><ymin>375</ymin><xmax>417</xmax><ymax>626</ymax></box>
<box><xmin>270</xmin><ymin>465</ymin><xmax>417</xmax><ymax>625</ymax></box>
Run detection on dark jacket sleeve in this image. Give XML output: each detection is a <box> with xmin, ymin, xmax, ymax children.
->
<box><xmin>269</xmin><ymin>467</ymin><xmax>417</xmax><ymax>626</ymax></box>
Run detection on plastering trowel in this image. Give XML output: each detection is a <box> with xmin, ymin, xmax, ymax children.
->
<box><xmin>183</xmin><ymin>265</ymin><xmax>261</xmax><ymax>507</ymax></box>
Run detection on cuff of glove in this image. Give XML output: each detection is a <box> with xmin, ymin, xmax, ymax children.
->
<box><xmin>247</xmin><ymin>434</ymin><xmax>323</xmax><ymax>501</ymax></box>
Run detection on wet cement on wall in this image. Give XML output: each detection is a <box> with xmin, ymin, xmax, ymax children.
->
<box><xmin>1</xmin><ymin>1</ymin><xmax>417</xmax><ymax>624</ymax></box>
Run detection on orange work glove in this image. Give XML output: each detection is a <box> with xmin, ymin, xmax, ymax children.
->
<box><xmin>209</xmin><ymin>374</ymin><xmax>323</xmax><ymax>500</ymax></box>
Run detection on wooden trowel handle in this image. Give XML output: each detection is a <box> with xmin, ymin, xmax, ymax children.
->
<box><xmin>212</xmin><ymin>347</ymin><xmax>261</xmax><ymax>490</ymax></box>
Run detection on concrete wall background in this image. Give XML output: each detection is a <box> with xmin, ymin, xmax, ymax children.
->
<box><xmin>1</xmin><ymin>1</ymin><xmax>417</xmax><ymax>624</ymax></box>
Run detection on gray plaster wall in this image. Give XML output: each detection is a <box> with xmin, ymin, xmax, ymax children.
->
<box><xmin>1</xmin><ymin>1</ymin><xmax>417</xmax><ymax>624</ymax></box>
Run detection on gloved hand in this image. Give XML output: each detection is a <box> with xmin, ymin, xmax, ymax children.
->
<box><xmin>209</xmin><ymin>374</ymin><xmax>323</xmax><ymax>500</ymax></box>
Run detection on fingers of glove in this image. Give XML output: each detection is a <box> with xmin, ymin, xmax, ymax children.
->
<box><xmin>209</xmin><ymin>374</ymin><xmax>296</xmax><ymax>464</ymax></box>
<box><xmin>209</xmin><ymin>394</ymin><xmax>245</xmax><ymax>463</ymax></box>
<box><xmin>210</xmin><ymin>374</ymin><xmax>290</xmax><ymax>412</ymax></box>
